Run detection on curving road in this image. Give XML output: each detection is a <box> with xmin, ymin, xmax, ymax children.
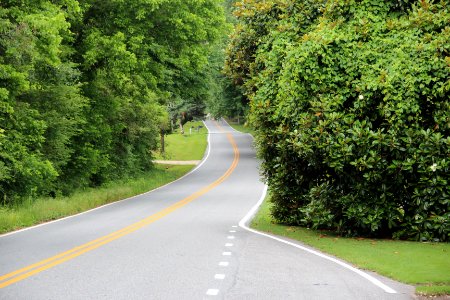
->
<box><xmin>0</xmin><ymin>120</ymin><xmax>414</xmax><ymax>299</ymax></box>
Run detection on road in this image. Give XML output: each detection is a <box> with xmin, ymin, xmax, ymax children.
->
<box><xmin>0</xmin><ymin>120</ymin><xmax>414</xmax><ymax>299</ymax></box>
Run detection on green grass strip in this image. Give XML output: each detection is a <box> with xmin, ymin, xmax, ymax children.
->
<box><xmin>2</xmin><ymin>119</ymin><xmax>211</xmax><ymax>235</ymax></box>
<box><xmin>0</xmin><ymin>165</ymin><xmax>193</xmax><ymax>234</ymax></box>
<box><xmin>416</xmin><ymin>285</ymin><xmax>450</xmax><ymax>296</ymax></box>
<box><xmin>251</xmin><ymin>196</ymin><xmax>450</xmax><ymax>296</ymax></box>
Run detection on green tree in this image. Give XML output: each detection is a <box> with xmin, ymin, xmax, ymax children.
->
<box><xmin>0</xmin><ymin>0</ymin><xmax>227</xmax><ymax>202</ymax></box>
<box><xmin>205</xmin><ymin>0</ymin><xmax>246</xmax><ymax>119</ymax></box>
<box><xmin>70</xmin><ymin>0</ymin><xmax>226</xmax><ymax>183</ymax></box>
<box><xmin>0</xmin><ymin>0</ymin><xmax>85</xmax><ymax>201</ymax></box>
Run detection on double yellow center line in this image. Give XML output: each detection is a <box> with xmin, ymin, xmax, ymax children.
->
<box><xmin>0</xmin><ymin>128</ymin><xmax>239</xmax><ymax>289</ymax></box>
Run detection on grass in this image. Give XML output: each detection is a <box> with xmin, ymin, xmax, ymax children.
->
<box><xmin>225</xmin><ymin>118</ymin><xmax>256</xmax><ymax>135</ymax></box>
<box><xmin>0</xmin><ymin>165</ymin><xmax>192</xmax><ymax>234</ymax></box>
<box><xmin>417</xmin><ymin>285</ymin><xmax>450</xmax><ymax>296</ymax></box>
<box><xmin>1</xmin><ymin>120</ymin><xmax>210</xmax><ymax>235</ymax></box>
<box><xmin>251</xmin><ymin>195</ymin><xmax>450</xmax><ymax>296</ymax></box>
<box><xmin>154</xmin><ymin>120</ymin><xmax>208</xmax><ymax>160</ymax></box>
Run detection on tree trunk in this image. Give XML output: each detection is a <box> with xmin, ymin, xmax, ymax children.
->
<box><xmin>179</xmin><ymin>121</ymin><xmax>184</xmax><ymax>134</ymax></box>
<box><xmin>160</xmin><ymin>129</ymin><xmax>165</xmax><ymax>154</ymax></box>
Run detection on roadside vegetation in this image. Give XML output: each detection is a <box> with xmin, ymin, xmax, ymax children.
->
<box><xmin>1</xmin><ymin>119</ymin><xmax>209</xmax><ymax>234</ymax></box>
<box><xmin>226</xmin><ymin>0</ymin><xmax>449</xmax><ymax>242</ymax></box>
<box><xmin>0</xmin><ymin>165</ymin><xmax>192</xmax><ymax>234</ymax></box>
<box><xmin>154</xmin><ymin>121</ymin><xmax>208</xmax><ymax>161</ymax></box>
<box><xmin>0</xmin><ymin>1</ymin><xmax>234</xmax><ymax>233</ymax></box>
<box><xmin>251</xmin><ymin>195</ymin><xmax>450</xmax><ymax>296</ymax></box>
<box><xmin>0</xmin><ymin>0</ymin><xmax>228</xmax><ymax>207</ymax></box>
<box><xmin>227</xmin><ymin>121</ymin><xmax>450</xmax><ymax>296</ymax></box>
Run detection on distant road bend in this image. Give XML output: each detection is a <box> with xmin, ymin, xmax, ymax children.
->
<box><xmin>0</xmin><ymin>119</ymin><xmax>414</xmax><ymax>299</ymax></box>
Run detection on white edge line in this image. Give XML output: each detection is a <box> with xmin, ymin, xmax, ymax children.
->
<box><xmin>0</xmin><ymin>121</ymin><xmax>212</xmax><ymax>238</ymax></box>
<box><xmin>221</xmin><ymin>118</ymin><xmax>252</xmax><ymax>137</ymax></box>
<box><xmin>238</xmin><ymin>185</ymin><xmax>398</xmax><ymax>294</ymax></box>
<box><xmin>226</xmin><ymin>117</ymin><xmax>397</xmax><ymax>294</ymax></box>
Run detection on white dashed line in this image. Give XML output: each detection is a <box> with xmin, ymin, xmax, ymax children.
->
<box><xmin>229</xmin><ymin>230</ymin><xmax>236</xmax><ymax>233</ymax></box>
<box><xmin>206</xmin><ymin>289</ymin><xmax>219</xmax><ymax>296</ymax></box>
<box><xmin>225</xmin><ymin>243</ymin><xmax>233</xmax><ymax>247</ymax></box>
<box><xmin>232</xmin><ymin>225</ymin><xmax>237</xmax><ymax>228</ymax></box>
<box><xmin>219</xmin><ymin>261</ymin><xmax>229</xmax><ymax>266</ymax></box>
<box><xmin>227</xmin><ymin>236</ymin><xmax>235</xmax><ymax>239</ymax></box>
<box><xmin>222</xmin><ymin>252</ymin><xmax>231</xmax><ymax>256</ymax></box>
<box><xmin>214</xmin><ymin>274</ymin><xmax>226</xmax><ymax>280</ymax></box>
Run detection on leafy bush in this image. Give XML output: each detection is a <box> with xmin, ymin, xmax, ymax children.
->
<box><xmin>227</xmin><ymin>0</ymin><xmax>450</xmax><ymax>241</ymax></box>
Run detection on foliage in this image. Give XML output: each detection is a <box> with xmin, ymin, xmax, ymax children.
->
<box><xmin>0</xmin><ymin>0</ymin><xmax>225</xmax><ymax>203</ymax></box>
<box><xmin>228</xmin><ymin>0</ymin><xmax>450</xmax><ymax>241</ymax></box>
<box><xmin>205</xmin><ymin>39</ymin><xmax>246</xmax><ymax>119</ymax></box>
<box><xmin>0</xmin><ymin>0</ymin><xmax>85</xmax><ymax>201</ymax></box>
<box><xmin>0</xmin><ymin>165</ymin><xmax>192</xmax><ymax>234</ymax></box>
<box><xmin>205</xmin><ymin>0</ymin><xmax>247</xmax><ymax>119</ymax></box>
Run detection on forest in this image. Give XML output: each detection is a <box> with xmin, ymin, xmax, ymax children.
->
<box><xmin>0</xmin><ymin>0</ymin><xmax>236</xmax><ymax>204</ymax></box>
<box><xmin>225</xmin><ymin>0</ymin><xmax>449</xmax><ymax>241</ymax></box>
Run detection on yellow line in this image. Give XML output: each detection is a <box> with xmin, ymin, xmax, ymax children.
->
<box><xmin>0</xmin><ymin>130</ymin><xmax>239</xmax><ymax>289</ymax></box>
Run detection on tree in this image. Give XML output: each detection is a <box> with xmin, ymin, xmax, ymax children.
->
<box><xmin>66</xmin><ymin>0</ymin><xmax>227</xmax><ymax>185</ymax></box>
<box><xmin>0</xmin><ymin>0</ymin><xmax>85</xmax><ymax>201</ymax></box>
<box><xmin>204</xmin><ymin>0</ymin><xmax>247</xmax><ymax>119</ymax></box>
<box><xmin>0</xmin><ymin>0</ymin><xmax>227</xmax><ymax>202</ymax></box>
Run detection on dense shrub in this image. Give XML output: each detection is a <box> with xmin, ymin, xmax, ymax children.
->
<box><xmin>227</xmin><ymin>0</ymin><xmax>449</xmax><ymax>241</ymax></box>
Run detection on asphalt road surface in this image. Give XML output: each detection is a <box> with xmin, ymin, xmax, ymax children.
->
<box><xmin>0</xmin><ymin>120</ymin><xmax>414</xmax><ymax>299</ymax></box>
